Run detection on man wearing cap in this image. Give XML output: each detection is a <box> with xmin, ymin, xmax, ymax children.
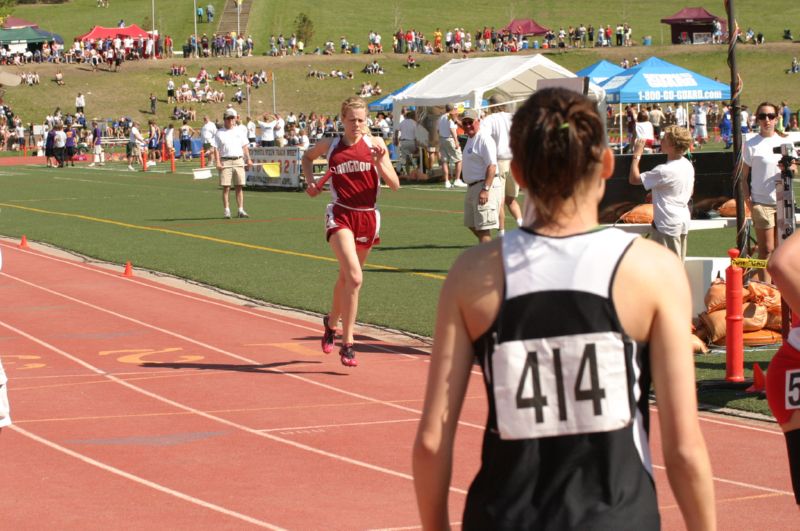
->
<box><xmin>437</xmin><ymin>104</ymin><xmax>466</xmax><ymax>188</ymax></box>
<box><xmin>460</xmin><ymin>108</ymin><xmax>498</xmax><ymax>243</ymax></box>
<box><xmin>212</xmin><ymin>107</ymin><xmax>253</xmax><ymax>219</ymax></box>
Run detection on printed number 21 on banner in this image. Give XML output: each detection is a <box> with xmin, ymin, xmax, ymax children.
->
<box><xmin>492</xmin><ymin>332</ymin><xmax>632</xmax><ymax>440</ymax></box>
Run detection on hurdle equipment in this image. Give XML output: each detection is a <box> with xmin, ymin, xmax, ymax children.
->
<box><xmin>19</xmin><ymin>235</ymin><xmax>29</xmax><ymax>249</ymax></box>
<box><xmin>141</xmin><ymin>149</ymin><xmax>148</xmax><ymax>172</ymax></box>
<box><xmin>200</xmin><ymin>149</ymin><xmax>206</xmax><ymax>168</ymax></box>
<box><xmin>122</xmin><ymin>261</ymin><xmax>134</xmax><ymax>277</ymax></box>
<box><xmin>725</xmin><ymin>248</ymin><xmax>744</xmax><ymax>382</ymax></box>
<box><xmin>170</xmin><ymin>150</ymin><xmax>176</xmax><ymax>173</ymax></box>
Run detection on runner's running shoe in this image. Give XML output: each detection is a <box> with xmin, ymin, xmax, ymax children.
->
<box><xmin>321</xmin><ymin>315</ymin><xmax>336</xmax><ymax>354</ymax></box>
<box><xmin>339</xmin><ymin>343</ymin><xmax>358</xmax><ymax>367</ymax></box>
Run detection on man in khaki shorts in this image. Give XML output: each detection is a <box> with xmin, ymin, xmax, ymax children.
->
<box><xmin>438</xmin><ymin>104</ymin><xmax>467</xmax><ymax>188</ymax></box>
<box><xmin>459</xmin><ymin>108</ymin><xmax>498</xmax><ymax>243</ymax></box>
<box><xmin>212</xmin><ymin>108</ymin><xmax>253</xmax><ymax>219</ymax></box>
<box><xmin>481</xmin><ymin>94</ymin><xmax>523</xmax><ymax>235</ymax></box>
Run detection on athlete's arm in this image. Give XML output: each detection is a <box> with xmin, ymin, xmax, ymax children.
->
<box><xmin>413</xmin><ymin>257</ymin><xmax>475</xmax><ymax>530</ymax></box>
<box><xmin>769</xmin><ymin>231</ymin><xmax>800</xmax><ymax>314</ymax></box>
<box><xmin>617</xmin><ymin>240</ymin><xmax>716</xmax><ymax>531</ymax></box>
<box><xmin>369</xmin><ymin>135</ymin><xmax>400</xmax><ymax>191</ymax></box>
<box><xmin>302</xmin><ymin>137</ymin><xmax>332</xmax><ymax>197</ymax></box>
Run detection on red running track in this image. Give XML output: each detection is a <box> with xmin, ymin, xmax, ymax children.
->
<box><xmin>0</xmin><ymin>238</ymin><xmax>797</xmax><ymax>529</ymax></box>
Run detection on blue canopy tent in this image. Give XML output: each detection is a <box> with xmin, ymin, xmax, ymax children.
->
<box><xmin>368</xmin><ymin>83</ymin><xmax>414</xmax><ymax>113</ymax></box>
<box><xmin>600</xmin><ymin>57</ymin><xmax>730</xmax><ymax>104</ymax></box>
<box><xmin>600</xmin><ymin>57</ymin><xmax>730</xmax><ymax>151</ymax></box>
<box><xmin>576</xmin><ymin>60</ymin><xmax>624</xmax><ymax>85</ymax></box>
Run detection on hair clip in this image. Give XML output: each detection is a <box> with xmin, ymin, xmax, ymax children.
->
<box><xmin>559</xmin><ymin>122</ymin><xmax>569</xmax><ymax>130</ymax></box>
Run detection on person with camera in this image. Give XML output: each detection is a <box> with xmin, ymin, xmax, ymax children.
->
<box><xmin>743</xmin><ymin>102</ymin><xmax>793</xmax><ymax>282</ymax></box>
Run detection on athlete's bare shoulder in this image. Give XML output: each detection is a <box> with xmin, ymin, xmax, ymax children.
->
<box><xmin>447</xmin><ymin>239</ymin><xmax>504</xmax><ymax>340</ymax></box>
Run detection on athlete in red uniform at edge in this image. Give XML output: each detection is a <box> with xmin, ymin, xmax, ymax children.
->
<box><xmin>766</xmin><ymin>216</ymin><xmax>800</xmax><ymax>507</ymax></box>
<box><xmin>302</xmin><ymin>97</ymin><xmax>400</xmax><ymax>367</ymax></box>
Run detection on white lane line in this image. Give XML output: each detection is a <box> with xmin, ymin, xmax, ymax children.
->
<box><xmin>649</xmin><ymin>406</ymin><xmax>781</xmax><ymax>435</ymax></box>
<box><xmin>0</xmin><ymin>242</ymin><xmax>427</xmax><ymax>360</ymax></box>
<box><xmin>0</xmin><ymin>271</ymin><xmax>485</xmax><ymax>429</ymax></box>
<box><xmin>9</xmin><ymin>424</ymin><xmax>284</xmax><ymax>529</ymax></box>
<box><xmin>261</xmin><ymin>417</ymin><xmax>419</xmax><ymax>433</ymax></box>
<box><xmin>0</xmin><ymin>318</ymin><xmax>468</xmax><ymax>496</ymax></box>
<box><xmin>651</xmin><ymin>464</ymin><xmax>793</xmax><ymax>496</ymax></box>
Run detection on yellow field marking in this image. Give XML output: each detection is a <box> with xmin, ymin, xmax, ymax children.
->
<box><xmin>98</xmin><ymin>347</ymin><xmax>204</xmax><ymax>365</ymax></box>
<box><xmin>0</xmin><ymin>202</ymin><xmax>446</xmax><ymax>280</ymax></box>
<box><xmin>0</xmin><ymin>354</ymin><xmax>46</xmax><ymax>370</ymax></box>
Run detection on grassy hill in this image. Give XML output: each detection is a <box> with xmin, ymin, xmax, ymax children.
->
<box><xmin>3</xmin><ymin>0</ymin><xmax>800</xmax><ymax>127</ymax></box>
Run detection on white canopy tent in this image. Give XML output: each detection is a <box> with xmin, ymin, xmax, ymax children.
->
<box><xmin>391</xmin><ymin>54</ymin><xmax>605</xmax><ymax>125</ymax></box>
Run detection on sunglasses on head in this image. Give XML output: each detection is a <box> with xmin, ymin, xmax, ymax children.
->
<box><xmin>757</xmin><ymin>113</ymin><xmax>777</xmax><ymax>120</ymax></box>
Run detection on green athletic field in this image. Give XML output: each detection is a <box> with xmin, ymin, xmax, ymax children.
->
<box><xmin>0</xmin><ymin>162</ymin><xmax>782</xmax><ymax>415</ymax></box>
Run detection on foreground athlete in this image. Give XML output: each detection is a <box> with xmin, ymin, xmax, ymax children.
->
<box><xmin>413</xmin><ymin>88</ymin><xmax>715</xmax><ymax>530</ymax></box>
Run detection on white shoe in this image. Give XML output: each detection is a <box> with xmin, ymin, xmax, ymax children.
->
<box><xmin>87</xmin><ymin>163</ymin><xmax>95</xmax><ymax>167</ymax></box>
<box><xmin>127</xmin><ymin>165</ymin><xmax>136</xmax><ymax>171</ymax></box>
<box><xmin>238</xmin><ymin>210</ymin><xmax>249</xmax><ymax>218</ymax></box>
<box><xmin>453</xmin><ymin>179</ymin><xmax>468</xmax><ymax>188</ymax></box>
<box><xmin>224</xmin><ymin>208</ymin><xmax>231</xmax><ymax>219</ymax></box>
<box><xmin>444</xmin><ymin>179</ymin><xmax>452</xmax><ymax>189</ymax></box>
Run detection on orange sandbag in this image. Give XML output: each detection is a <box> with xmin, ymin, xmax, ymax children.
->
<box><xmin>765</xmin><ymin>310</ymin><xmax>783</xmax><ymax>331</ymax></box>
<box><xmin>704</xmin><ymin>277</ymin><xmax>750</xmax><ymax>312</ymax></box>
<box><xmin>718</xmin><ymin>198</ymin><xmax>750</xmax><ymax>218</ymax></box>
<box><xmin>742</xmin><ymin>302</ymin><xmax>768</xmax><ymax>332</ymax></box>
<box><xmin>748</xmin><ymin>280</ymin><xmax>781</xmax><ymax>311</ymax></box>
<box><xmin>742</xmin><ymin>329</ymin><xmax>782</xmax><ymax>346</ymax></box>
<box><xmin>699</xmin><ymin>310</ymin><xmax>726</xmax><ymax>344</ymax></box>
<box><xmin>619</xmin><ymin>203</ymin><xmax>653</xmax><ymax>224</ymax></box>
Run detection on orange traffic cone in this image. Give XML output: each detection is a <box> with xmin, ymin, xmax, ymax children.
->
<box><xmin>19</xmin><ymin>234</ymin><xmax>29</xmax><ymax>249</ymax></box>
<box><xmin>122</xmin><ymin>261</ymin><xmax>134</xmax><ymax>278</ymax></box>
<box><xmin>746</xmin><ymin>363</ymin><xmax>766</xmax><ymax>393</ymax></box>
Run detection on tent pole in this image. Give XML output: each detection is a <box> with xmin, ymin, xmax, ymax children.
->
<box><xmin>619</xmin><ymin>102</ymin><xmax>623</xmax><ymax>154</ymax></box>
<box><xmin>725</xmin><ymin>0</ymin><xmax>746</xmax><ymax>253</ymax></box>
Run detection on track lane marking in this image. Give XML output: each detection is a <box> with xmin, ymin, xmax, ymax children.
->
<box><xmin>8</xmin><ymin>424</ymin><xmax>284</xmax><ymax>529</ymax></box>
<box><xmin>0</xmin><ymin>318</ymin><xmax>469</xmax><ymax>495</ymax></box>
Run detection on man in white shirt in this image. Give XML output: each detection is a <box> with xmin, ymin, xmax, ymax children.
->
<box><xmin>257</xmin><ymin>113</ymin><xmax>277</xmax><ymax>147</ymax></box>
<box><xmin>200</xmin><ymin>115</ymin><xmax>217</xmax><ymax>160</ymax></box>
<box><xmin>75</xmin><ymin>92</ymin><xmax>85</xmax><ymax>114</ymax></box>
<box><xmin>674</xmin><ymin>105</ymin><xmax>687</xmax><ymax>128</ymax></box>
<box><xmin>212</xmin><ymin>108</ymin><xmax>253</xmax><ymax>219</ymax></box>
<box><xmin>438</xmin><ymin>104</ymin><xmax>466</xmax><ymax>188</ymax></box>
<box><xmin>459</xmin><ymin>108</ymin><xmax>498</xmax><ymax>243</ymax></box>
<box><xmin>394</xmin><ymin>110</ymin><xmax>418</xmax><ymax>175</ymax></box>
<box><xmin>127</xmin><ymin>120</ymin><xmax>145</xmax><ymax>171</ymax></box>
<box><xmin>693</xmin><ymin>103</ymin><xmax>708</xmax><ymax>145</ymax></box>
<box><xmin>481</xmin><ymin>94</ymin><xmax>522</xmax><ymax>234</ymax></box>
<box><xmin>53</xmin><ymin>122</ymin><xmax>67</xmax><ymax>168</ymax></box>
<box><xmin>246</xmin><ymin>116</ymin><xmax>257</xmax><ymax>147</ymax></box>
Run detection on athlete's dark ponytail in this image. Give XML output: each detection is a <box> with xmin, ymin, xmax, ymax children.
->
<box><xmin>510</xmin><ymin>88</ymin><xmax>606</xmax><ymax>224</ymax></box>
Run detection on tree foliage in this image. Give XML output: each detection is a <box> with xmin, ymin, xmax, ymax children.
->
<box><xmin>294</xmin><ymin>13</ymin><xmax>314</xmax><ymax>45</ymax></box>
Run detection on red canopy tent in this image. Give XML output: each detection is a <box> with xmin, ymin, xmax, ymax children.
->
<box><xmin>502</xmin><ymin>18</ymin><xmax>550</xmax><ymax>37</ymax></box>
<box><xmin>660</xmin><ymin>7</ymin><xmax>727</xmax><ymax>44</ymax></box>
<box><xmin>2</xmin><ymin>16</ymin><xmax>39</xmax><ymax>30</ymax></box>
<box><xmin>76</xmin><ymin>24</ymin><xmax>151</xmax><ymax>42</ymax></box>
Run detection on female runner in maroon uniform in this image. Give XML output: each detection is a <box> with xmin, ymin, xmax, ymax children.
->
<box><xmin>302</xmin><ymin>97</ymin><xmax>400</xmax><ymax>366</ymax></box>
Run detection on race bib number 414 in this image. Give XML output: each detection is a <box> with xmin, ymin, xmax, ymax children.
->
<box><xmin>492</xmin><ymin>332</ymin><xmax>633</xmax><ymax>440</ymax></box>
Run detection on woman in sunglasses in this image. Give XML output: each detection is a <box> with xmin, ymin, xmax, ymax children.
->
<box><xmin>742</xmin><ymin>102</ymin><xmax>791</xmax><ymax>282</ymax></box>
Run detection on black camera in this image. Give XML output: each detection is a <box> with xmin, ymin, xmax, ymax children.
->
<box><xmin>773</xmin><ymin>141</ymin><xmax>800</xmax><ymax>159</ymax></box>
